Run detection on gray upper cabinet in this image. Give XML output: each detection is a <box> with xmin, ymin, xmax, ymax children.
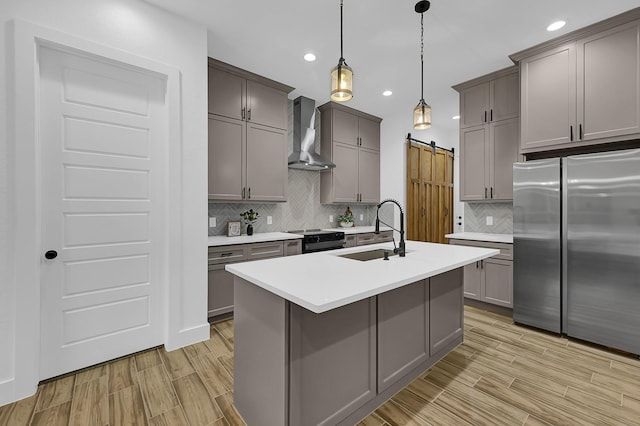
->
<box><xmin>208</xmin><ymin>58</ymin><xmax>293</xmax><ymax>201</ymax></box>
<box><xmin>459</xmin><ymin>70</ymin><xmax>518</xmax><ymax>129</ymax></box>
<box><xmin>513</xmin><ymin>12</ymin><xmax>640</xmax><ymax>154</ymax></box>
<box><xmin>319</xmin><ymin>102</ymin><xmax>382</xmax><ymax>204</ymax></box>
<box><xmin>246</xmin><ymin>80</ymin><xmax>288</xmax><ymax>130</ymax></box>
<box><xmin>455</xmin><ymin>67</ymin><xmax>520</xmax><ymax>202</ymax></box>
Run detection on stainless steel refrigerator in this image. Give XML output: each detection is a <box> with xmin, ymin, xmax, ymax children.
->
<box><xmin>513</xmin><ymin>148</ymin><xmax>640</xmax><ymax>355</ymax></box>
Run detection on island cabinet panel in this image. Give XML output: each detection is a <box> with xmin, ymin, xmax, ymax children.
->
<box><xmin>429</xmin><ymin>268</ymin><xmax>464</xmax><ymax>356</ymax></box>
<box><xmin>377</xmin><ymin>280</ymin><xmax>429</xmax><ymax>393</ymax></box>
<box><xmin>233</xmin><ymin>278</ymin><xmax>289</xmax><ymax>426</ymax></box>
<box><xmin>289</xmin><ymin>298</ymin><xmax>376</xmax><ymax>426</ymax></box>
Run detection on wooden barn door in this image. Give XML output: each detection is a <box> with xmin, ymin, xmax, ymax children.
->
<box><xmin>406</xmin><ymin>141</ymin><xmax>454</xmax><ymax>243</ymax></box>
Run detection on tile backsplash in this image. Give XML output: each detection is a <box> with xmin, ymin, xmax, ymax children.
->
<box><xmin>464</xmin><ymin>202</ymin><xmax>513</xmax><ymax>234</ymax></box>
<box><xmin>208</xmin><ymin>169</ymin><xmax>393</xmax><ymax>236</ymax></box>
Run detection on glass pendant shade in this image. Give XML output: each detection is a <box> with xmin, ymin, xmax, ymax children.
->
<box><xmin>331</xmin><ymin>61</ymin><xmax>353</xmax><ymax>101</ymax></box>
<box><xmin>413</xmin><ymin>99</ymin><xmax>431</xmax><ymax>129</ymax></box>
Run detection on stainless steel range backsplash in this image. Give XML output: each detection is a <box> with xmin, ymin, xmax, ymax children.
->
<box><xmin>208</xmin><ymin>169</ymin><xmax>390</xmax><ymax>236</ymax></box>
<box><xmin>464</xmin><ymin>202</ymin><xmax>513</xmax><ymax>234</ymax></box>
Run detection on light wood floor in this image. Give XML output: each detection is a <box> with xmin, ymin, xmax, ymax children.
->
<box><xmin>1</xmin><ymin>305</ymin><xmax>640</xmax><ymax>425</ymax></box>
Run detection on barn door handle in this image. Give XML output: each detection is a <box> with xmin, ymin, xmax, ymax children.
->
<box><xmin>45</xmin><ymin>250</ymin><xmax>58</xmax><ymax>260</ymax></box>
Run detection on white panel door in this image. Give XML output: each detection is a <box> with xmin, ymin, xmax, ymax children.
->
<box><xmin>38</xmin><ymin>45</ymin><xmax>165</xmax><ymax>379</ymax></box>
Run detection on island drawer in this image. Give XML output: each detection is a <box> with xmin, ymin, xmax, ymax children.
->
<box><xmin>375</xmin><ymin>230</ymin><xmax>393</xmax><ymax>243</ymax></box>
<box><xmin>448</xmin><ymin>239</ymin><xmax>512</xmax><ymax>260</ymax></box>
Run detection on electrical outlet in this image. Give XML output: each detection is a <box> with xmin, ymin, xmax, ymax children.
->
<box><xmin>486</xmin><ymin>216</ymin><xmax>493</xmax><ymax>226</ymax></box>
<box><xmin>267</xmin><ymin>216</ymin><xmax>273</xmax><ymax>225</ymax></box>
<box><xmin>359</xmin><ymin>214</ymin><xmax>364</xmax><ymax>221</ymax></box>
<box><xmin>209</xmin><ymin>217</ymin><xmax>216</xmax><ymax>227</ymax></box>
<box><xmin>329</xmin><ymin>215</ymin><xmax>334</xmax><ymax>223</ymax></box>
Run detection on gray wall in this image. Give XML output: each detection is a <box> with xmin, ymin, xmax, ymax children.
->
<box><xmin>463</xmin><ymin>202</ymin><xmax>513</xmax><ymax>234</ymax></box>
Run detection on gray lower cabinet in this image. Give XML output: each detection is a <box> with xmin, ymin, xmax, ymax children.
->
<box><xmin>377</xmin><ymin>280</ymin><xmax>428</xmax><ymax>392</ymax></box>
<box><xmin>449</xmin><ymin>239</ymin><xmax>513</xmax><ymax>308</ymax></box>
<box><xmin>345</xmin><ymin>234</ymin><xmax>357</xmax><ymax>248</ymax></box>
<box><xmin>289</xmin><ymin>298</ymin><xmax>377</xmax><ymax>426</ymax></box>
<box><xmin>207</xmin><ymin>240</ymin><xmax>290</xmax><ymax>318</ymax></box>
<box><xmin>430</xmin><ymin>268</ymin><xmax>464</xmax><ymax>355</ymax></box>
<box><xmin>233</xmin><ymin>268</ymin><xmax>464</xmax><ymax>426</ymax></box>
<box><xmin>284</xmin><ymin>239</ymin><xmax>302</xmax><ymax>256</ymax></box>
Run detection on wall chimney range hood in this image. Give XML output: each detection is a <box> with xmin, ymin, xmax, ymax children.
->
<box><xmin>288</xmin><ymin>96</ymin><xmax>336</xmax><ymax>171</ymax></box>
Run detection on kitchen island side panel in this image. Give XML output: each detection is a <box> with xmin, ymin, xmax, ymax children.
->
<box><xmin>233</xmin><ymin>278</ymin><xmax>288</xmax><ymax>426</ymax></box>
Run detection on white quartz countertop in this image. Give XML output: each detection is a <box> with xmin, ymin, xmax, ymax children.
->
<box><xmin>226</xmin><ymin>240</ymin><xmax>498</xmax><ymax>314</ymax></box>
<box><xmin>208</xmin><ymin>232</ymin><xmax>301</xmax><ymax>247</ymax></box>
<box><xmin>445</xmin><ymin>232</ymin><xmax>513</xmax><ymax>244</ymax></box>
<box><xmin>321</xmin><ymin>226</ymin><xmax>392</xmax><ymax>235</ymax></box>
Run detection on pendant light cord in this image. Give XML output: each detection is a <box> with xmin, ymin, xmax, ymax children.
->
<box><xmin>420</xmin><ymin>11</ymin><xmax>424</xmax><ymax>101</ymax></box>
<box><xmin>340</xmin><ymin>0</ymin><xmax>344</xmax><ymax>61</ymax></box>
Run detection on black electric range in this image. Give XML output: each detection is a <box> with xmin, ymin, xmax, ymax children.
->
<box><xmin>288</xmin><ymin>229</ymin><xmax>346</xmax><ymax>253</ymax></box>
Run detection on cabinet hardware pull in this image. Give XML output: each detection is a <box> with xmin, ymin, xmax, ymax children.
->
<box><xmin>248</xmin><ymin>187</ymin><xmax>251</xmax><ymax>199</ymax></box>
<box><xmin>570</xmin><ymin>125</ymin><xmax>573</xmax><ymax>141</ymax></box>
<box><xmin>490</xmin><ymin>187</ymin><xmax>493</xmax><ymax>199</ymax></box>
<box><xmin>484</xmin><ymin>111</ymin><xmax>487</xmax><ymax>123</ymax></box>
<box><xmin>476</xmin><ymin>261</ymin><xmax>479</xmax><ymax>269</ymax></box>
<box><xmin>242</xmin><ymin>187</ymin><xmax>246</xmax><ymax>199</ymax></box>
<box><xmin>247</xmin><ymin>108</ymin><xmax>251</xmax><ymax>121</ymax></box>
<box><xmin>579</xmin><ymin>123</ymin><xmax>583</xmax><ymax>140</ymax></box>
<box><xmin>241</xmin><ymin>107</ymin><xmax>246</xmax><ymax>120</ymax></box>
<box><xmin>481</xmin><ymin>260</ymin><xmax>484</xmax><ymax>269</ymax></box>
<box><xmin>490</xmin><ymin>109</ymin><xmax>493</xmax><ymax>122</ymax></box>
<box><xmin>485</xmin><ymin>187</ymin><xmax>488</xmax><ymax>199</ymax></box>
<box><xmin>221</xmin><ymin>252</ymin><xmax>233</xmax><ymax>257</ymax></box>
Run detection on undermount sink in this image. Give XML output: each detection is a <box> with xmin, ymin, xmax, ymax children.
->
<box><xmin>337</xmin><ymin>248</ymin><xmax>399</xmax><ymax>261</ymax></box>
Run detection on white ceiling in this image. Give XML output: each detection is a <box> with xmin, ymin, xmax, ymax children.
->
<box><xmin>144</xmin><ymin>0</ymin><xmax>639</xmax><ymax>133</ymax></box>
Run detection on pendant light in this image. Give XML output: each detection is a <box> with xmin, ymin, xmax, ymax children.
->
<box><xmin>331</xmin><ymin>0</ymin><xmax>353</xmax><ymax>101</ymax></box>
<box><xmin>413</xmin><ymin>0</ymin><xmax>431</xmax><ymax>129</ymax></box>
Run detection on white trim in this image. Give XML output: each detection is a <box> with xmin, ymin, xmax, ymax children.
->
<box><xmin>7</xmin><ymin>19</ymin><xmax>208</xmax><ymax>405</ymax></box>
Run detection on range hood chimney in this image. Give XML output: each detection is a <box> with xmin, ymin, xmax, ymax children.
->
<box><xmin>288</xmin><ymin>96</ymin><xmax>336</xmax><ymax>171</ymax></box>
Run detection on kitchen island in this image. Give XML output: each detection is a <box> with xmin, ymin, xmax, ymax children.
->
<box><xmin>226</xmin><ymin>241</ymin><xmax>498</xmax><ymax>425</ymax></box>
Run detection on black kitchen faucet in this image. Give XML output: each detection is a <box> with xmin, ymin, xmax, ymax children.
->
<box><xmin>375</xmin><ymin>199</ymin><xmax>406</xmax><ymax>257</ymax></box>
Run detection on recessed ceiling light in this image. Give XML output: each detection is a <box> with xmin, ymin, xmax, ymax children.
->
<box><xmin>304</xmin><ymin>53</ymin><xmax>316</xmax><ymax>62</ymax></box>
<box><xmin>547</xmin><ymin>20</ymin><xmax>566</xmax><ymax>32</ymax></box>
<box><xmin>452</xmin><ymin>115</ymin><xmax>460</xmax><ymax>120</ymax></box>
<box><xmin>382</xmin><ymin>90</ymin><xmax>393</xmax><ymax>96</ymax></box>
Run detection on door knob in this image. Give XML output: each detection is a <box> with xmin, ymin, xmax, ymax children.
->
<box><xmin>44</xmin><ymin>250</ymin><xmax>58</xmax><ymax>260</ymax></box>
